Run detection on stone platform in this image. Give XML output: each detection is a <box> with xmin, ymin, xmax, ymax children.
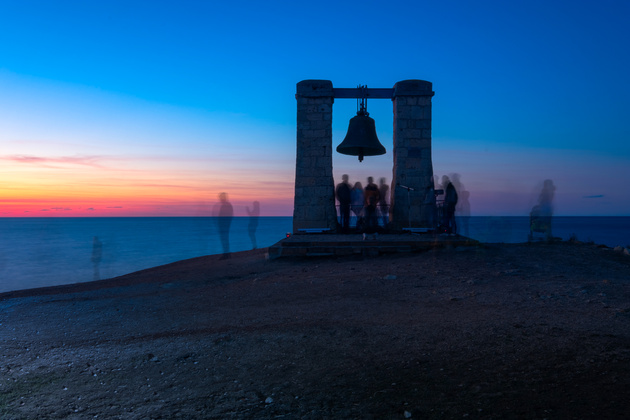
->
<box><xmin>267</xmin><ymin>233</ymin><xmax>479</xmax><ymax>259</ymax></box>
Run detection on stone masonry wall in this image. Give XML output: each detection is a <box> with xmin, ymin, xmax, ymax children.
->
<box><xmin>293</xmin><ymin>80</ymin><xmax>337</xmax><ymax>232</ymax></box>
<box><xmin>390</xmin><ymin>80</ymin><xmax>436</xmax><ymax>230</ymax></box>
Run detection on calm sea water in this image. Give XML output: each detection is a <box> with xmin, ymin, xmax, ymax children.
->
<box><xmin>0</xmin><ymin>216</ymin><xmax>628</xmax><ymax>293</ymax></box>
<box><xmin>0</xmin><ymin>217</ymin><xmax>292</xmax><ymax>294</ymax></box>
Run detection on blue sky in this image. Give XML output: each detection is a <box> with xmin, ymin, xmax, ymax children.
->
<box><xmin>1</xmin><ymin>0</ymin><xmax>629</xmax><ymax>216</ymax></box>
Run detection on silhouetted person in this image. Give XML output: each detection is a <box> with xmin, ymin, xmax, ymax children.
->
<box><xmin>350</xmin><ymin>182</ymin><xmax>364</xmax><ymax>223</ymax></box>
<box><xmin>362</xmin><ymin>196</ymin><xmax>379</xmax><ymax>240</ymax></box>
<box><xmin>378</xmin><ymin>177</ymin><xmax>389</xmax><ymax>227</ymax></box>
<box><xmin>213</xmin><ymin>192</ymin><xmax>233</xmax><ymax>259</ymax></box>
<box><xmin>442</xmin><ymin>176</ymin><xmax>458</xmax><ymax>234</ymax></box>
<box><xmin>364</xmin><ymin>176</ymin><xmax>380</xmax><ymax>207</ymax></box>
<box><xmin>246</xmin><ymin>201</ymin><xmax>260</xmax><ymax>249</ymax></box>
<box><xmin>91</xmin><ymin>236</ymin><xmax>102</xmax><ymax>280</ymax></box>
<box><xmin>335</xmin><ymin>174</ymin><xmax>352</xmax><ymax>232</ymax></box>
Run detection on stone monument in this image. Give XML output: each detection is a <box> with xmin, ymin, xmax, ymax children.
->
<box><xmin>293</xmin><ymin>79</ymin><xmax>435</xmax><ymax>233</ymax></box>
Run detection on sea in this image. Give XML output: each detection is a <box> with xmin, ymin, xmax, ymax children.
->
<box><xmin>1</xmin><ymin>216</ymin><xmax>628</xmax><ymax>294</ymax></box>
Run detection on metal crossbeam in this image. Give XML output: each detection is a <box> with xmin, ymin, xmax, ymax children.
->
<box><xmin>333</xmin><ymin>88</ymin><xmax>394</xmax><ymax>99</ymax></box>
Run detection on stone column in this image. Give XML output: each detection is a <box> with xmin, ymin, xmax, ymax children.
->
<box><xmin>293</xmin><ymin>80</ymin><xmax>337</xmax><ymax>232</ymax></box>
<box><xmin>390</xmin><ymin>80</ymin><xmax>436</xmax><ymax>231</ymax></box>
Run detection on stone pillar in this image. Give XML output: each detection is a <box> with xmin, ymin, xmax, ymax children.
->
<box><xmin>293</xmin><ymin>80</ymin><xmax>337</xmax><ymax>232</ymax></box>
<box><xmin>390</xmin><ymin>80</ymin><xmax>436</xmax><ymax>231</ymax></box>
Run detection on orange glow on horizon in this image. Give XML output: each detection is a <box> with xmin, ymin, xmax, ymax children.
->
<box><xmin>1</xmin><ymin>180</ymin><xmax>295</xmax><ymax>217</ymax></box>
<box><xmin>0</xmin><ymin>195</ymin><xmax>295</xmax><ymax>217</ymax></box>
<box><xmin>1</xmin><ymin>154</ymin><xmax>296</xmax><ymax>216</ymax></box>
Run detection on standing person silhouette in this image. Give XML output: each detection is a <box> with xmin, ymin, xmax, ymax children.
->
<box><xmin>213</xmin><ymin>192</ymin><xmax>234</xmax><ymax>259</ymax></box>
<box><xmin>335</xmin><ymin>174</ymin><xmax>352</xmax><ymax>233</ymax></box>
<box><xmin>362</xmin><ymin>196</ymin><xmax>379</xmax><ymax>240</ymax></box>
<box><xmin>364</xmin><ymin>177</ymin><xmax>380</xmax><ymax>207</ymax></box>
<box><xmin>246</xmin><ymin>201</ymin><xmax>260</xmax><ymax>249</ymax></box>
<box><xmin>442</xmin><ymin>176</ymin><xmax>458</xmax><ymax>235</ymax></box>
<box><xmin>363</xmin><ymin>177</ymin><xmax>380</xmax><ymax>230</ymax></box>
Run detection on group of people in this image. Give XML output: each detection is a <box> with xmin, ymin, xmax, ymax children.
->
<box><xmin>336</xmin><ymin>173</ymin><xmax>466</xmax><ymax>237</ymax></box>
<box><xmin>335</xmin><ymin>175</ymin><xmax>389</xmax><ymax>238</ymax></box>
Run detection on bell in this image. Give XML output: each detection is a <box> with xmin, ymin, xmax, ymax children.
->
<box><xmin>336</xmin><ymin>107</ymin><xmax>386</xmax><ymax>162</ymax></box>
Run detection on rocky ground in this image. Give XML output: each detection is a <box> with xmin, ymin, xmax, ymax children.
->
<box><xmin>1</xmin><ymin>240</ymin><xmax>630</xmax><ymax>419</ymax></box>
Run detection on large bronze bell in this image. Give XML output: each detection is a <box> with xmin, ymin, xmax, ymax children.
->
<box><xmin>336</xmin><ymin>105</ymin><xmax>386</xmax><ymax>162</ymax></box>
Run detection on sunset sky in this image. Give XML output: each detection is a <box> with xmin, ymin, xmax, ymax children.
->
<box><xmin>1</xmin><ymin>0</ymin><xmax>629</xmax><ymax>217</ymax></box>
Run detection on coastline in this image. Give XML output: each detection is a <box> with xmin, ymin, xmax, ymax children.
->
<box><xmin>2</xmin><ymin>241</ymin><xmax>630</xmax><ymax>418</ymax></box>
<box><xmin>2</xmin><ymin>216</ymin><xmax>628</xmax><ymax>294</ymax></box>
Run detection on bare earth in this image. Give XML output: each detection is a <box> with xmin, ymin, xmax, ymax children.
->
<box><xmin>1</xmin><ymin>240</ymin><xmax>630</xmax><ymax>419</ymax></box>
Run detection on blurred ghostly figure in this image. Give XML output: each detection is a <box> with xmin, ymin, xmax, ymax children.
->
<box><xmin>378</xmin><ymin>177</ymin><xmax>389</xmax><ymax>227</ymax></box>
<box><xmin>432</xmin><ymin>174</ymin><xmax>443</xmax><ymax>229</ymax></box>
<box><xmin>458</xmin><ymin>190</ymin><xmax>471</xmax><ymax>236</ymax></box>
<box><xmin>350</xmin><ymin>182</ymin><xmax>364</xmax><ymax>222</ymax></box>
<box><xmin>449</xmin><ymin>173</ymin><xmax>470</xmax><ymax>236</ymax></box>
<box><xmin>434</xmin><ymin>174</ymin><xmax>443</xmax><ymax>202</ymax></box>
<box><xmin>538</xmin><ymin>179</ymin><xmax>556</xmax><ymax>216</ymax></box>
<box><xmin>361</xmin><ymin>195</ymin><xmax>379</xmax><ymax>240</ymax></box>
<box><xmin>213</xmin><ymin>192</ymin><xmax>234</xmax><ymax>259</ymax></box>
<box><xmin>246</xmin><ymin>201</ymin><xmax>260</xmax><ymax>249</ymax></box>
<box><xmin>335</xmin><ymin>174</ymin><xmax>351</xmax><ymax>232</ymax></box>
<box><xmin>529</xmin><ymin>179</ymin><xmax>556</xmax><ymax>241</ymax></box>
<box><xmin>91</xmin><ymin>236</ymin><xmax>103</xmax><ymax>280</ymax></box>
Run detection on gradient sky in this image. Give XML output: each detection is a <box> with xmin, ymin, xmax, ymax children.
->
<box><xmin>1</xmin><ymin>0</ymin><xmax>629</xmax><ymax>217</ymax></box>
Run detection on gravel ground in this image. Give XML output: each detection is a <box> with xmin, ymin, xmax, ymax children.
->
<box><xmin>1</xmin><ymin>241</ymin><xmax>630</xmax><ymax>419</ymax></box>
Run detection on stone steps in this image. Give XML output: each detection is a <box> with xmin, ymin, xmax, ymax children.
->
<box><xmin>267</xmin><ymin>233</ymin><xmax>478</xmax><ymax>259</ymax></box>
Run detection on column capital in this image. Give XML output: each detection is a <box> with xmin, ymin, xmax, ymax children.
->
<box><xmin>393</xmin><ymin>80</ymin><xmax>434</xmax><ymax>97</ymax></box>
<box><xmin>296</xmin><ymin>80</ymin><xmax>334</xmax><ymax>98</ymax></box>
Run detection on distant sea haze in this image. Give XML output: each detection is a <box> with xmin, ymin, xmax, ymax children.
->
<box><xmin>0</xmin><ymin>217</ymin><xmax>628</xmax><ymax>294</ymax></box>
